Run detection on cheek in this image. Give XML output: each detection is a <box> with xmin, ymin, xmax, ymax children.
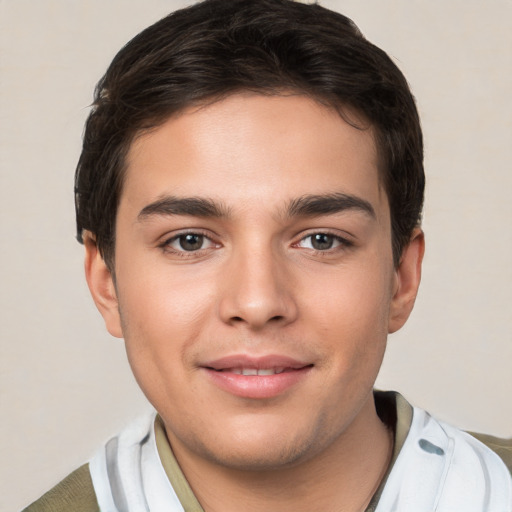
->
<box><xmin>115</xmin><ymin>268</ymin><xmax>214</xmax><ymax>396</ymax></box>
<box><xmin>117</xmin><ymin>258</ymin><xmax>214</xmax><ymax>335</ymax></box>
<box><xmin>305</xmin><ymin>262</ymin><xmax>392</xmax><ymax>382</ymax></box>
<box><xmin>308</xmin><ymin>262</ymin><xmax>392</xmax><ymax>335</ymax></box>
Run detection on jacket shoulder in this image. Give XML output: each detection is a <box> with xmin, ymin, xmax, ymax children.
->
<box><xmin>469</xmin><ymin>431</ymin><xmax>512</xmax><ymax>474</ymax></box>
<box><xmin>22</xmin><ymin>463</ymin><xmax>99</xmax><ymax>512</ymax></box>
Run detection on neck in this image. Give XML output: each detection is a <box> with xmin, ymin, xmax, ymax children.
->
<box><xmin>165</xmin><ymin>392</ymin><xmax>393</xmax><ymax>512</ymax></box>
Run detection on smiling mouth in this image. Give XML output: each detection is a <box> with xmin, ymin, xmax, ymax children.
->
<box><xmin>202</xmin><ymin>358</ymin><xmax>314</xmax><ymax>399</ymax></box>
<box><xmin>209</xmin><ymin>366</ymin><xmax>311</xmax><ymax>376</ymax></box>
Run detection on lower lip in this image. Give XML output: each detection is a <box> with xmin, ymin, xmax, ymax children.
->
<box><xmin>203</xmin><ymin>367</ymin><xmax>312</xmax><ymax>399</ymax></box>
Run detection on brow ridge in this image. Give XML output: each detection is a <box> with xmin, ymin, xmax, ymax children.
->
<box><xmin>286</xmin><ymin>193</ymin><xmax>376</xmax><ymax>219</ymax></box>
<box><xmin>137</xmin><ymin>196</ymin><xmax>230</xmax><ymax>221</ymax></box>
<box><xmin>137</xmin><ymin>193</ymin><xmax>375</xmax><ymax>222</ymax></box>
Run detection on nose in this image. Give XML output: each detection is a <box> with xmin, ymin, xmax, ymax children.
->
<box><xmin>218</xmin><ymin>245</ymin><xmax>298</xmax><ymax>330</ymax></box>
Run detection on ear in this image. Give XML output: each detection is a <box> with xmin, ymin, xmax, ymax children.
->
<box><xmin>388</xmin><ymin>228</ymin><xmax>425</xmax><ymax>334</ymax></box>
<box><xmin>83</xmin><ymin>232</ymin><xmax>123</xmax><ymax>338</ymax></box>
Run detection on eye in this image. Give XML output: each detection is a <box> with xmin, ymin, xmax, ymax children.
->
<box><xmin>297</xmin><ymin>232</ymin><xmax>349</xmax><ymax>251</ymax></box>
<box><xmin>165</xmin><ymin>233</ymin><xmax>215</xmax><ymax>252</ymax></box>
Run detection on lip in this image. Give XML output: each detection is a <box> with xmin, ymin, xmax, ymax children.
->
<box><xmin>201</xmin><ymin>354</ymin><xmax>313</xmax><ymax>399</ymax></box>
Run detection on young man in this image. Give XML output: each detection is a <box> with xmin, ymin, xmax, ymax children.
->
<box><xmin>24</xmin><ymin>0</ymin><xmax>511</xmax><ymax>510</ymax></box>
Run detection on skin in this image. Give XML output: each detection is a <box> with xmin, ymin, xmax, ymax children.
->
<box><xmin>85</xmin><ymin>93</ymin><xmax>424</xmax><ymax>511</ymax></box>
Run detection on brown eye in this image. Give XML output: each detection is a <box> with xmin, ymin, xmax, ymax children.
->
<box><xmin>162</xmin><ymin>231</ymin><xmax>218</xmax><ymax>256</ymax></box>
<box><xmin>296</xmin><ymin>232</ymin><xmax>351</xmax><ymax>252</ymax></box>
<box><xmin>310</xmin><ymin>233</ymin><xmax>334</xmax><ymax>250</ymax></box>
<box><xmin>178</xmin><ymin>233</ymin><xmax>204</xmax><ymax>251</ymax></box>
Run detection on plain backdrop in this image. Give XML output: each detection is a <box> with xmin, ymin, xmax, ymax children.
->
<box><xmin>1</xmin><ymin>1</ymin><xmax>511</xmax><ymax>510</ymax></box>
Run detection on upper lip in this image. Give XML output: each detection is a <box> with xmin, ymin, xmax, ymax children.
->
<box><xmin>202</xmin><ymin>354</ymin><xmax>312</xmax><ymax>371</ymax></box>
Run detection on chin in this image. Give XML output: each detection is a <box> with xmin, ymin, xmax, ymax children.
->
<box><xmin>203</xmin><ymin>439</ymin><xmax>313</xmax><ymax>472</ymax></box>
<box><xmin>180</xmin><ymin>414</ymin><xmax>329</xmax><ymax>472</ymax></box>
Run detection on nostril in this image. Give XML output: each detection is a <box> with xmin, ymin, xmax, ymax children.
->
<box><xmin>229</xmin><ymin>314</ymin><xmax>284</xmax><ymax>324</ymax></box>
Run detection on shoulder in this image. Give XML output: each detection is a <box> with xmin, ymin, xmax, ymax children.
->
<box><xmin>22</xmin><ymin>463</ymin><xmax>99</xmax><ymax>512</ymax></box>
<box><xmin>382</xmin><ymin>390</ymin><xmax>512</xmax><ymax>476</ymax></box>
<box><xmin>468</xmin><ymin>431</ymin><xmax>512</xmax><ymax>474</ymax></box>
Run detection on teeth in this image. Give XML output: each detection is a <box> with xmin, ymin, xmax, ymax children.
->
<box><xmin>228</xmin><ymin>368</ymin><xmax>287</xmax><ymax>376</ymax></box>
<box><xmin>257</xmin><ymin>368</ymin><xmax>275</xmax><ymax>376</ymax></box>
<box><xmin>219</xmin><ymin>367</ymin><xmax>291</xmax><ymax>375</ymax></box>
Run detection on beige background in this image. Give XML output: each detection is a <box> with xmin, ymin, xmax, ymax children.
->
<box><xmin>1</xmin><ymin>0</ymin><xmax>510</xmax><ymax>510</ymax></box>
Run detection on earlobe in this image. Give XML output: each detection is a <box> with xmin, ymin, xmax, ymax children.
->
<box><xmin>83</xmin><ymin>232</ymin><xmax>123</xmax><ymax>338</ymax></box>
<box><xmin>388</xmin><ymin>228</ymin><xmax>425</xmax><ymax>334</ymax></box>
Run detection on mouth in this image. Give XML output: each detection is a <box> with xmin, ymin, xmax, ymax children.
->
<box><xmin>214</xmin><ymin>367</ymin><xmax>290</xmax><ymax>376</ymax></box>
<box><xmin>201</xmin><ymin>355</ymin><xmax>314</xmax><ymax>399</ymax></box>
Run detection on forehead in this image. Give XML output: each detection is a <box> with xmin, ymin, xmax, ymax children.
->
<box><xmin>122</xmin><ymin>93</ymin><xmax>386</xmax><ymax>218</ymax></box>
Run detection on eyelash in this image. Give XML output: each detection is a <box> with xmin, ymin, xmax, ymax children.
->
<box><xmin>159</xmin><ymin>230</ymin><xmax>219</xmax><ymax>257</ymax></box>
<box><xmin>159</xmin><ymin>230</ymin><xmax>353</xmax><ymax>258</ymax></box>
<box><xmin>294</xmin><ymin>231</ymin><xmax>354</xmax><ymax>254</ymax></box>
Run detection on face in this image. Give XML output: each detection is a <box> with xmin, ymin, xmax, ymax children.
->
<box><xmin>86</xmin><ymin>94</ymin><xmax>422</xmax><ymax>472</ymax></box>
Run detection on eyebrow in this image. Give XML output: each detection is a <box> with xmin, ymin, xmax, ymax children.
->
<box><xmin>137</xmin><ymin>196</ymin><xmax>230</xmax><ymax>221</ymax></box>
<box><xmin>137</xmin><ymin>192</ymin><xmax>375</xmax><ymax>222</ymax></box>
<box><xmin>286</xmin><ymin>193</ymin><xmax>376</xmax><ymax>219</ymax></box>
